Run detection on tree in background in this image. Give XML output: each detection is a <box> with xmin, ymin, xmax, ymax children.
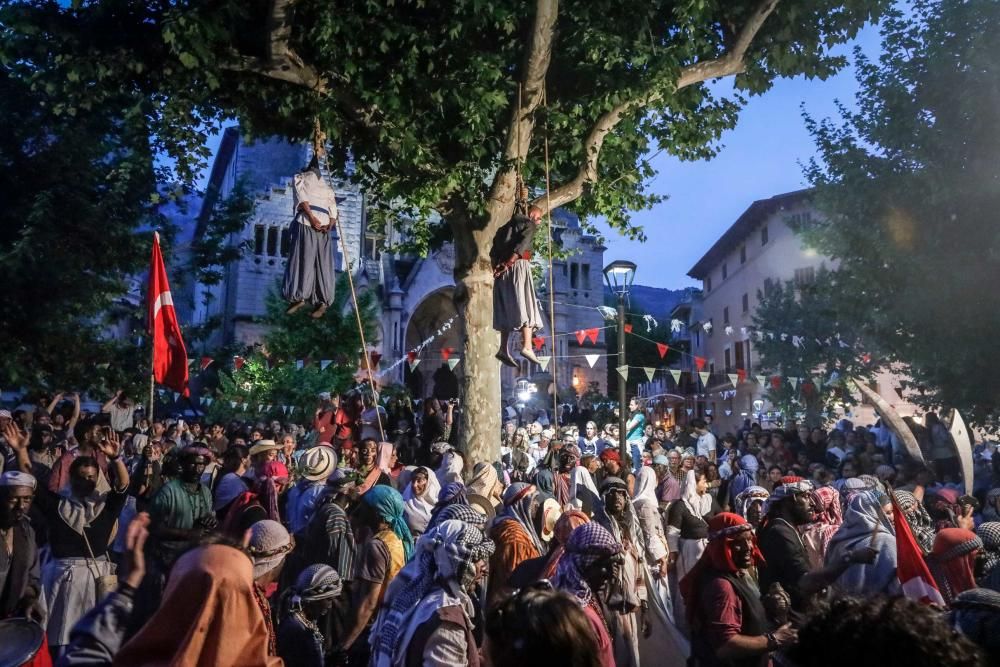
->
<box><xmin>752</xmin><ymin>269</ymin><xmax>876</xmax><ymax>425</ymax></box>
<box><xmin>203</xmin><ymin>275</ymin><xmax>378</xmax><ymax>422</ymax></box>
<box><xmin>605</xmin><ymin>316</ymin><xmax>682</xmax><ymax>395</ymax></box>
<box><xmin>3</xmin><ymin>0</ymin><xmax>890</xmax><ymax>461</ymax></box>
<box><xmin>796</xmin><ymin>0</ymin><xmax>1000</xmax><ymax>427</ymax></box>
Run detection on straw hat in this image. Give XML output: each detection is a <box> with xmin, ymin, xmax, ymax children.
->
<box><xmin>248</xmin><ymin>439</ymin><xmax>280</xmax><ymax>457</ymax></box>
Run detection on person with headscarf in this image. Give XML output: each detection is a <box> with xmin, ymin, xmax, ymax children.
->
<box><xmin>950</xmin><ymin>588</ymin><xmax>1000</xmax><ymax>663</ymax></box>
<box><xmin>488</xmin><ymin>482</ymin><xmax>544</xmax><ymax>606</ymax></box>
<box><xmin>594</xmin><ymin>476</ymin><xmax>647</xmax><ymax>667</ymax></box>
<box><xmin>570</xmin><ymin>463</ymin><xmax>600</xmax><ymax>515</ymax></box>
<box><xmin>552</xmin><ymin>445</ymin><xmax>580</xmax><ymax>508</ymax></box>
<box><xmin>554</xmin><ymin>522</ymin><xmax>623</xmax><ymax>667</ymax></box>
<box><xmin>220</xmin><ymin>460</ymin><xmax>287</xmax><ymax>538</ymax></box>
<box><xmin>402</xmin><ymin>465</ymin><xmax>441</xmax><ymax>536</ymax></box>
<box><xmin>370</xmin><ymin>520</ymin><xmax>495</xmax><ymax>667</ymax></box>
<box><xmin>983</xmin><ymin>488</ymin><xmax>1000</xmax><ymax>522</ymax></box>
<box><xmin>633</xmin><ymin>467</ymin><xmax>669</xmax><ymax>574</ymax></box>
<box><xmin>824</xmin><ymin>491</ymin><xmax>899</xmax><ymax>596</ymax></box>
<box><xmin>894</xmin><ymin>489</ymin><xmax>937</xmax><ymax>555</ymax></box>
<box><xmin>277</xmin><ymin>564</ymin><xmax>343</xmax><ymax>667</ymax></box>
<box><xmin>666</xmin><ymin>469</ymin><xmax>717</xmax><ymax>586</ymax></box>
<box><xmin>467</xmin><ymin>461</ymin><xmax>503</xmax><ymax>512</ymax></box>
<box><xmin>727</xmin><ymin>454</ymin><xmax>760</xmax><ymax>508</ymax></box>
<box><xmin>653</xmin><ymin>453</ymin><xmax>682</xmax><ymax>505</ymax></box>
<box><xmin>248</xmin><ymin>519</ymin><xmax>295</xmax><ymax>657</ymax></box>
<box><xmin>304</xmin><ymin>474</ymin><xmax>357</xmax><ymax>589</ymax></box>
<box><xmin>680</xmin><ymin>513</ymin><xmax>796</xmax><ymax>667</ymax></box>
<box><xmin>114</xmin><ymin>542</ymin><xmax>283</xmax><ymax>666</ymax></box>
<box><xmin>0</xmin><ymin>471</ymin><xmax>41</xmax><ymax>621</ymax></box>
<box><xmin>287</xmin><ymin>446</ymin><xmax>337</xmax><ymax>535</ymax></box>
<box><xmin>426</xmin><ymin>481</ymin><xmax>470</xmax><ymax>532</ymax></box>
<box><xmin>337</xmin><ymin>485</ymin><xmax>413</xmax><ymax>664</ymax></box>
<box><xmin>732</xmin><ymin>486</ymin><xmax>770</xmax><ymax>528</ymax></box>
<box><xmin>435</xmin><ymin>448</ymin><xmax>465</xmax><ymax>488</ymax></box>
<box><xmin>977</xmin><ymin>522</ymin><xmax>1000</xmax><ymax>591</ymax></box>
<box><xmin>800</xmin><ymin>485</ymin><xmax>844</xmax><ymax>569</ymax></box>
<box><xmin>927</xmin><ymin>528</ymin><xmax>983</xmax><ymax>606</ymax></box>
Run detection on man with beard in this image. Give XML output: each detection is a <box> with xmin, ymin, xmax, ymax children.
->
<box><xmin>682</xmin><ymin>512</ymin><xmax>797</xmax><ymax>667</ymax></box>
<box><xmin>0</xmin><ymin>471</ymin><xmax>42</xmax><ymax>621</ymax></box>
<box><xmin>148</xmin><ymin>448</ymin><xmax>217</xmax><ymax>570</ymax></box>
<box><xmin>758</xmin><ymin>479</ymin><xmax>876</xmax><ymax>619</ymax></box>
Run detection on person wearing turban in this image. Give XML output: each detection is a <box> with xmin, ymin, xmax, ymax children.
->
<box><xmin>488</xmin><ymin>483</ymin><xmax>544</xmax><ymax>606</ymax></box>
<box><xmin>681</xmin><ymin>512</ymin><xmax>796</xmax><ymax>667</ymax></box>
<box><xmin>277</xmin><ymin>564</ymin><xmax>343</xmax><ymax>667</ymax></box>
<box><xmin>927</xmin><ymin>528</ymin><xmax>983</xmax><ymax>606</ymax></box>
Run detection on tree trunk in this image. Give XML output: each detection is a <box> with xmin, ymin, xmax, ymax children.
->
<box><xmin>451</xmin><ymin>174</ymin><xmax>518</xmax><ymax>468</ymax></box>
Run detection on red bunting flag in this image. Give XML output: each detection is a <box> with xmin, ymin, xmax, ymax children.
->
<box><xmin>802</xmin><ymin>381</ymin><xmax>814</xmax><ymax>396</ymax></box>
<box><xmin>407</xmin><ymin>351</ymin><xmax>418</xmax><ymax>363</ymax></box>
<box><xmin>234</xmin><ymin>356</ymin><xmax>245</xmax><ymax>370</ymax></box>
<box><xmin>694</xmin><ymin>356</ymin><xmax>707</xmax><ymax>371</ymax></box>
<box><xmin>862</xmin><ymin>353</ymin><xmax>872</xmax><ymax>364</ymax></box>
<box><xmin>575</xmin><ymin>330</ymin><xmax>586</xmax><ymax>345</ymax></box>
<box><xmin>585</xmin><ymin>328</ymin><xmax>599</xmax><ymax>344</ymax></box>
<box><xmin>200</xmin><ymin>356</ymin><xmax>213</xmax><ymax>371</ymax></box>
<box><xmin>532</xmin><ymin>335</ymin><xmax>545</xmax><ymax>351</ymax></box>
<box><xmin>770</xmin><ymin>375</ymin><xmax>782</xmax><ymax>389</ymax></box>
<box><xmin>147</xmin><ymin>233</ymin><xmax>189</xmax><ymax>396</ymax></box>
<box><xmin>624</xmin><ymin>324</ymin><xmax>633</xmax><ymax>334</ymax></box>
<box><xmin>656</xmin><ymin>343</ymin><xmax>669</xmax><ymax>359</ymax></box>
<box><xmin>442</xmin><ymin>347</ymin><xmax>454</xmax><ymax>361</ymax></box>
<box><xmin>737</xmin><ymin>368</ymin><xmax>747</xmax><ymax>383</ymax></box>
<box><xmin>369</xmin><ymin>351</ymin><xmax>382</xmax><ymax>367</ymax></box>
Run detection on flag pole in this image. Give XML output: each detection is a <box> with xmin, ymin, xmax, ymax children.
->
<box><xmin>148</xmin><ymin>232</ymin><xmax>157</xmax><ymax>423</ymax></box>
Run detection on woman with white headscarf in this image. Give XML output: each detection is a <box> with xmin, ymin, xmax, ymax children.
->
<box><xmin>824</xmin><ymin>490</ymin><xmax>899</xmax><ymax>596</ymax></box>
<box><xmin>570</xmin><ymin>464</ymin><xmax>600</xmax><ymax>515</ymax></box>
<box><xmin>402</xmin><ymin>466</ymin><xmax>441</xmax><ymax>536</ymax></box>
<box><xmin>435</xmin><ymin>449</ymin><xmax>464</xmax><ymax>488</ymax></box>
<box><xmin>665</xmin><ymin>469</ymin><xmax>716</xmax><ymax>631</ymax></box>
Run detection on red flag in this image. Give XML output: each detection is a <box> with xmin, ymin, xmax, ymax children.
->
<box><xmin>585</xmin><ymin>328</ymin><xmax>599</xmax><ymax>344</ymax></box>
<box><xmin>370</xmin><ymin>351</ymin><xmax>382</xmax><ymax>368</ymax></box>
<box><xmin>624</xmin><ymin>324</ymin><xmax>633</xmax><ymax>334</ymax></box>
<box><xmin>892</xmin><ymin>495</ymin><xmax>944</xmax><ymax>605</ymax></box>
<box><xmin>407</xmin><ymin>351</ymin><xmax>418</xmax><ymax>363</ymax></box>
<box><xmin>656</xmin><ymin>343</ymin><xmax>669</xmax><ymax>359</ymax></box>
<box><xmin>442</xmin><ymin>347</ymin><xmax>453</xmax><ymax>361</ymax></box>
<box><xmin>532</xmin><ymin>335</ymin><xmax>545</xmax><ymax>351</ymax></box>
<box><xmin>200</xmin><ymin>356</ymin><xmax>213</xmax><ymax>371</ymax></box>
<box><xmin>147</xmin><ymin>233</ymin><xmax>189</xmax><ymax>396</ymax></box>
<box><xmin>737</xmin><ymin>368</ymin><xmax>747</xmax><ymax>383</ymax></box>
<box><xmin>575</xmin><ymin>330</ymin><xmax>586</xmax><ymax>345</ymax></box>
<box><xmin>234</xmin><ymin>356</ymin><xmax>245</xmax><ymax>371</ymax></box>
<box><xmin>694</xmin><ymin>356</ymin><xmax>706</xmax><ymax>371</ymax></box>
<box><xmin>770</xmin><ymin>375</ymin><xmax>782</xmax><ymax>389</ymax></box>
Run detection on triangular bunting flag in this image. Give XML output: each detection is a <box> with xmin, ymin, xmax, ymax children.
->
<box><xmin>789</xmin><ymin>377</ymin><xmax>800</xmax><ymax>389</ymax></box>
<box><xmin>699</xmin><ymin>371</ymin><xmax>710</xmax><ymax>387</ymax></box>
<box><xmin>770</xmin><ymin>375</ymin><xmax>783</xmax><ymax>389</ymax></box>
<box><xmin>616</xmin><ymin>365</ymin><xmax>629</xmax><ymax>380</ymax></box>
<box><xmin>172</xmin><ymin>392</ymin><xmax>180</xmax><ymax>402</ymax></box>
<box><xmin>442</xmin><ymin>347</ymin><xmax>454</xmax><ymax>361</ymax></box>
<box><xmin>369</xmin><ymin>351</ymin><xmax>382</xmax><ymax>367</ymax></box>
<box><xmin>666</xmin><ymin>407</ymin><xmax>674</xmax><ymax>416</ymax></box>
<box><xmin>814</xmin><ymin>376</ymin><xmax>824</xmax><ymax>391</ymax></box>
<box><xmin>241</xmin><ymin>402</ymin><xmax>248</xmax><ymax>411</ymax></box>
<box><xmin>624</xmin><ymin>324</ymin><xmax>633</xmax><ymax>334</ymax></box>
<box><xmin>320</xmin><ymin>359</ymin><xmax>332</xmax><ymax>370</ymax></box>
<box><xmin>537</xmin><ymin>356</ymin><xmax>551</xmax><ymax>371</ymax></box>
<box><xmin>656</xmin><ymin>343</ymin><xmax>669</xmax><ymax>359</ymax></box>
<box><xmin>230</xmin><ymin>401</ymin><xmax>237</xmax><ymax>409</ymax></box>
<box><xmin>234</xmin><ymin>356</ymin><xmax>245</xmax><ymax>370</ymax></box>
<box><xmin>407</xmin><ymin>351</ymin><xmax>418</xmax><ymax>363</ymax></box>
<box><xmin>705</xmin><ymin>409</ymin><xmax>713</xmax><ymax>416</ymax></box>
<box><xmin>532</xmin><ymin>336</ymin><xmax>545</xmax><ymax>351</ymax></box>
<box><xmin>447</xmin><ymin>358</ymin><xmax>460</xmax><ymax>371</ymax></box>
<box><xmin>575</xmin><ymin>330</ymin><xmax>586</xmax><ymax>345</ymax></box>
<box><xmin>669</xmin><ymin>369</ymin><xmax>682</xmax><ymax>385</ymax></box>
<box><xmin>200</xmin><ymin>356</ymin><xmax>213</xmax><ymax>371</ymax></box>
<box><xmin>725</xmin><ymin>409</ymin><xmax>733</xmax><ymax>416</ymax></box>
<box><xmin>265</xmin><ymin>404</ymin><xmax>273</xmax><ymax>412</ymax></box>
<box><xmin>204</xmin><ymin>398</ymin><xmax>213</xmax><ymax>406</ymax></box>
<box><xmin>585</xmin><ymin>354</ymin><xmax>600</xmax><ymax>369</ymax></box>
<box><xmin>756</xmin><ymin>375</ymin><xmax>768</xmax><ymax>385</ymax></box>
<box><xmin>585</xmin><ymin>328</ymin><xmax>599</xmax><ymax>344</ymax></box>
<box><xmin>728</xmin><ymin>373</ymin><xmax>739</xmax><ymax>388</ymax></box>
<box><xmin>408</xmin><ymin>359</ymin><xmax>421</xmax><ymax>372</ymax></box>
<box><xmin>644</xmin><ymin>367</ymin><xmax>655</xmax><ymax>382</ymax></box>
<box><xmin>295</xmin><ymin>360</ymin><xmax>304</xmax><ymax>370</ymax></box>
<box><xmin>281</xmin><ymin>406</ymin><xmax>288</xmax><ymax>415</ymax></box>
<box><xmin>686</xmin><ymin>408</ymin><xmax>693</xmax><ymax>416</ymax></box>
<box><xmin>694</xmin><ymin>356</ymin><xmax>707</xmax><ymax>371</ymax></box>
<box><xmin>258</xmin><ymin>404</ymin><xmax>264</xmax><ymax>413</ymax></box>
<box><xmin>737</xmin><ymin>368</ymin><xmax>746</xmax><ymax>383</ymax></box>
<box><xmin>97</xmin><ymin>362</ymin><xmax>110</xmax><ymax>370</ymax></box>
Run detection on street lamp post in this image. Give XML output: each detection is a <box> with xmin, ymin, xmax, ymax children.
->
<box><xmin>603</xmin><ymin>260</ymin><xmax>636</xmax><ymax>450</ymax></box>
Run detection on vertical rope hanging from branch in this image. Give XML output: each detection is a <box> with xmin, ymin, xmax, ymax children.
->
<box><xmin>542</xmin><ymin>85</ymin><xmax>558</xmax><ymax>420</ymax></box>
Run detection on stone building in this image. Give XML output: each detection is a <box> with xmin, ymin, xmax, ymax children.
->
<box><xmin>175</xmin><ymin>129</ymin><xmax>607</xmax><ymax>402</ymax></box>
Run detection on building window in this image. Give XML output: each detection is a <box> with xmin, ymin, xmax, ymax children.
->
<box><xmin>705</xmin><ymin>276</ymin><xmax>712</xmax><ymax>293</ymax></box>
<box><xmin>266</xmin><ymin>226</ymin><xmax>279</xmax><ymax>256</ymax></box>
<box><xmin>708</xmin><ymin>318</ymin><xmax>714</xmax><ymax>337</ymax></box>
<box><xmin>740</xmin><ymin>245</ymin><xmax>747</xmax><ymax>264</ymax></box>
<box><xmin>794</xmin><ymin>267</ymin><xmax>816</xmax><ymax>287</ymax></box>
<box><xmin>744</xmin><ymin>341</ymin><xmax>751</xmax><ymax>373</ymax></box>
<box><xmin>722</xmin><ymin>263</ymin><xmax>728</xmax><ymax>280</ymax></box>
<box><xmin>280</xmin><ymin>227</ymin><xmax>292</xmax><ymax>257</ymax></box>
<box><xmin>581</xmin><ymin>263</ymin><xmax>591</xmax><ymax>289</ymax></box>
<box><xmin>724</xmin><ymin>348</ymin><xmax>732</xmax><ymax>373</ymax></box>
<box><xmin>741</xmin><ymin>293</ymin><xmax>749</xmax><ymax>313</ymax></box>
<box><xmin>254</xmin><ymin>224</ymin><xmax>265</xmax><ymax>255</ymax></box>
<box><xmin>734</xmin><ymin>341</ymin><xmax>745</xmax><ymax>370</ymax></box>
<box><xmin>763</xmin><ymin>278</ymin><xmax>775</xmax><ymax>299</ymax></box>
<box><xmin>761</xmin><ymin>224</ymin><xmax>769</xmax><ymax>246</ymax></box>
<box><xmin>723</xmin><ymin>307</ymin><xmax>729</xmax><ymax>325</ymax></box>
<box><xmin>570</xmin><ymin>263</ymin><xmax>579</xmax><ymax>289</ymax></box>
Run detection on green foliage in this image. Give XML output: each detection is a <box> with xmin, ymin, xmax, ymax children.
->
<box><xmin>188</xmin><ymin>180</ymin><xmax>256</xmax><ymax>297</ymax></box>
<box><xmin>797</xmin><ymin>0</ymin><xmax>1000</xmax><ymax>427</ymax></box>
<box><xmin>203</xmin><ymin>276</ymin><xmax>379</xmax><ymax>420</ymax></box>
<box><xmin>752</xmin><ymin>269</ymin><xmax>876</xmax><ymax>425</ymax></box>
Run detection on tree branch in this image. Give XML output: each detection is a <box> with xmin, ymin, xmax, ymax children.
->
<box><xmin>537</xmin><ymin>0</ymin><xmax>780</xmax><ymax>212</ymax></box>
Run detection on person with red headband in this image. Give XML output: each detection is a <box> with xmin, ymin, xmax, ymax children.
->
<box><xmin>681</xmin><ymin>512</ymin><xmax>796</xmax><ymax>667</ymax></box>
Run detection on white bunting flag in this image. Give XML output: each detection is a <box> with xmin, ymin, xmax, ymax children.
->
<box><xmin>320</xmin><ymin>360</ymin><xmax>332</xmax><ymax>371</ymax></box>
<box><xmin>667</xmin><ymin>369</ymin><xmax>680</xmax><ymax>385</ymax></box>
<box><xmin>265</xmin><ymin>404</ymin><xmax>273</xmax><ymax>412</ymax></box>
<box><xmin>616</xmin><ymin>365</ymin><xmax>629</xmax><ymax>380</ymax></box>
<box><xmin>230</xmin><ymin>401</ymin><xmax>237</xmax><ymax>409</ymax></box>
<box><xmin>686</xmin><ymin>408</ymin><xmax>693</xmax><ymax>416</ymax></box>
<box><xmin>258</xmin><ymin>404</ymin><xmax>265</xmax><ymax>413</ymax></box>
<box><xmin>728</xmin><ymin>374</ymin><xmax>739</xmax><ymax>388</ymax></box>
<box><xmin>705</xmin><ymin>409</ymin><xmax>713</xmax><ymax>416</ymax></box>
<box><xmin>204</xmin><ymin>398</ymin><xmax>213</xmax><ymax>407</ymax></box>
<box><xmin>295</xmin><ymin>360</ymin><xmax>304</xmax><ymax>370</ymax></box>
<box><xmin>814</xmin><ymin>377</ymin><xmax>823</xmax><ymax>391</ymax></box>
<box><xmin>724</xmin><ymin>325</ymin><xmax>734</xmax><ymax>336</ymax></box>
<box><xmin>173</xmin><ymin>392</ymin><xmax>180</xmax><ymax>402</ymax></box>
<box><xmin>644</xmin><ymin>367</ymin><xmax>656</xmax><ymax>382</ymax></box>
<box><xmin>447</xmin><ymin>358</ymin><xmax>460</xmax><ymax>371</ymax></box>
<box><xmin>725</xmin><ymin>409</ymin><xmax>733</xmax><ymax>416</ymax></box>
<box><xmin>241</xmin><ymin>403</ymin><xmax>248</xmax><ymax>411</ymax></box>
<box><xmin>585</xmin><ymin>354</ymin><xmax>600</xmax><ymax>369</ymax></box>
<box><xmin>666</xmin><ymin>407</ymin><xmax>674</xmax><ymax>416</ymax></box>
<box><xmin>408</xmin><ymin>359</ymin><xmax>421</xmax><ymax>372</ymax></box>
<box><xmin>537</xmin><ymin>356</ymin><xmax>551</xmax><ymax>371</ymax></box>
<box><xmin>789</xmin><ymin>377</ymin><xmax>799</xmax><ymax>390</ymax></box>
<box><xmin>698</xmin><ymin>371</ymin><xmax>710</xmax><ymax>386</ymax></box>
<box><xmin>755</xmin><ymin>375</ymin><xmax>768</xmax><ymax>385</ymax></box>
<box><xmin>740</xmin><ymin>327</ymin><xmax>748</xmax><ymax>336</ymax></box>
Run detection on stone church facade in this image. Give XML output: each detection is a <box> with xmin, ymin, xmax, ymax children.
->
<box><xmin>176</xmin><ymin>129</ymin><xmax>607</xmax><ymax>402</ymax></box>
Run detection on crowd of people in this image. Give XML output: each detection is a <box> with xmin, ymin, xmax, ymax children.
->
<box><xmin>1</xmin><ymin>387</ymin><xmax>999</xmax><ymax>666</ymax></box>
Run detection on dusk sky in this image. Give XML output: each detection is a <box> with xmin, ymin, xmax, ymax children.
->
<box><xmin>600</xmin><ymin>22</ymin><xmax>883</xmax><ymax>290</ymax></box>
